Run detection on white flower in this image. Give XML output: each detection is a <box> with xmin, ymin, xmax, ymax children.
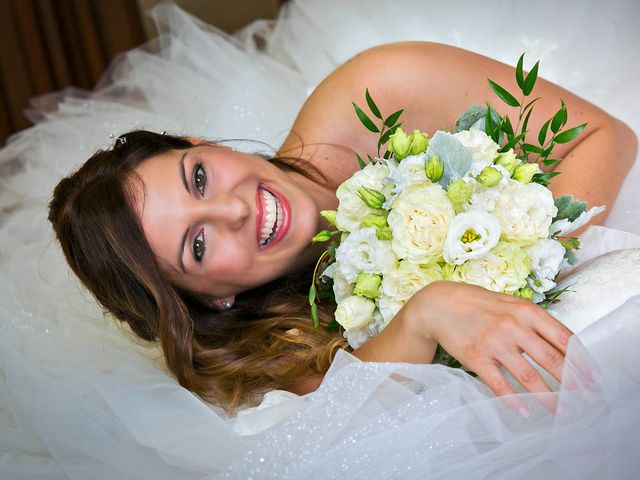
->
<box><xmin>322</xmin><ymin>262</ymin><xmax>353</xmax><ymax>303</ymax></box>
<box><xmin>525</xmin><ymin>238</ymin><xmax>566</xmax><ymax>293</ymax></box>
<box><xmin>344</xmin><ymin>327</ymin><xmax>371</xmax><ymax>349</ymax></box>
<box><xmin>380</xmin><ymin>156</ymin><xmax>429</xmax><ymax>209</ymax></box>
<box><xmin>550</xmin><ymin>206</ymin><xmax>606</xmax><ymax>237</ymax></box>
<box><xmin>492</xmin><ymin>179</ymin><xmax>557</xmax><ymax>246</ymax></box>
<box><xmin>454</xmin><ymin>128</ymin><xmax>500</xmax><ymax>176</ymax></box>
<box><xmin>381</xmin><ymin>261</ymin><xmax>443</xmax><ymax>303</ymax></box>
<box><xmin>336</xmin><ymin>163</ymin><xmax>390</xmax><ymax>232</ymax></box>
<box><xmin>448</xmin><ymin>241</ymin><xmax>531</xmax><ymax>294</ymax></box>
<box><xmin>334</xmin><ymin>295</ymin><xmax>375</xmax><ymax>330</ymax></box>
<box><xmin>377</xmin><ymin>293</ymin><xmax>404</xmax><ymax>325</ymax></box>
<box><xmin>387</xmin><ymin>183</ymin><xmax>455</xmax><ymax>264</ymax></box>
<box><xmin>443</xmin><ymin>211</ymin><xmax>501</xmax><ymax>265</ymax></box>
<box><xmin>335</xmin><ymin>227</ymin><xmax>397</xmax><ymax>284</ymax></box>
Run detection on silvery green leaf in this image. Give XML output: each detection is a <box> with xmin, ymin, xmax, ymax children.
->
<box><xmin>553</xmin><ymin>195</ymin><xmax>587</xmax><ymax>222</ymax></box>
<box><xmin>426</xmin><ymin>131</ymin><xmax>473</xmax><ymax>188</ymax></box>
<box><xmin>564</xmin><ymin>249</ymin><xmax>579</xmax><ymax>266</ymax></box>
<box><xmin>551</xmin><ymin>206</ymin><xmax>606</xmax><ymax>236</ymax></box>
<box><xmin>454</xmin><ymin>104</ymin><xmax>486</xmax><ymax>133</ymax></box>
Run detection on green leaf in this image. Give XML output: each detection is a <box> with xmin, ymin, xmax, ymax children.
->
<box><xmin>522</xmin><ymin>97</ymin><xmax>541</xmax><ymax>114</ymax></box>
<box><xmin>538</xmin><ymin>118</ymin><xmax>552</xmax><ymax>146</ymax></box>
<box><xmin>543</xmin><ymin>158</ymin><xmax>562</xmax><ymax>165</ymax></box>
<box><xmin>500</xmin><ymin>131</ymin><xmax>527</xmax><ymax>152</ymax></box>
<box><xmin>365</xmin><ymin>88</ymin><xmax>382</xmax><ymax>119</ymax></box>
<box><xmin>542</xmin><ymin>142</ymin><xmax>555</xmax><ymax>158</ymax></box>
<box><xmin>353</xmin><ymin>102</ymin><xmax>380</xmax><ymax>133</ymax></box>
<box><xmin>454</xmin><ymin>104</ymin><xmax>486</xmax><ymax>132</ymax></box>
<box><xmin>554</xmin><ymin>123</ymin><xmax>587</xmax><ymax>144</ymax></box>
<box><xmin>367</xmin><ymin>154</ymin><xmax>376</xmax><ymax>164</ymax></box>
<box><xmin>326</xmin><ymin>319</ymin><xmax>340</xmax><ymax>332</ymax></box>
<box><xmin>521</xmin><ymin>107</ymin><xmax>534</xmax><ymax>136</ymax></box>
<box><xmin>554</xmin><ymin>195</ymin><xmax>587</xmax><ymax>222</ymax></box>
<box><xmin>356</xmin><ymin>154</ymin><xmax>366</xmax><ymax>169</ymax></box>
<box><xmin>532</xmin><ymin>171</ymin><xmax>560</xmax><ymax>186</ymax></box>
<box><xmin>550</xmin><ymin>101</ymin><xmax>567</xmax><ymax>133</ymax></box>
<box><xmin>502</xmin><ymin>115</ymin><xmax>514</xmax><ymax>136</ymax></box>
<box><xmin>522</xmin><ymin>60</ymin><xmax>540</xmax><ymax>95</ymax></box>
<box><xmin>560</xmin><ymin>237</ymin><xmax>580</xmax><ymax>250</ymax></box>
<box><xmin>516</xmin><ymin>53</ymin><xmax>525</xmax><ymax>91</ymax></box>
<box><xmin>378</xmin><ymin>123</ymin><xmax>401</xmax><ymax>147</ymax></box>
<box><xmin>485</xmin><ymin>105</ymin><xmax>494</xmax><ymax>138</ymax></box>
<box><xmin>488</xmin><ymin>79</ymin><xmax>520</xmax><ymax>107</ymax></box>
<box><xmin>384</xmin><ymin>109</ymin><xmax>404</xmax><ymax>128</ymax></box>
<box><xmin>308</xmin><ymin>284</ymin><xmax>316</xmax><ymax>305</ymax></box>
<box><xmin>383</xmin><ymin>150</ymin><xmax>392</xmax><ymax>159</ymax></box>
<box><xmin>311</xmin><ymin>303</ymin><xmax>318</xmax><ymax>328</ymax></box>
<box><xmin>521</xmin><ymin>143</ymin><xmax>545</xmax><ymax>155</ymax></box>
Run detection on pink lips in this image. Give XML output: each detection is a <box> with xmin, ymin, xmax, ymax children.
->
<box><xmin>255</xmin><ymin>184</ymin><xmax>290</xmax><ymax>250</ymax></box>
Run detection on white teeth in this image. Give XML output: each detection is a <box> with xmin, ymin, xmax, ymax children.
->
<box><xmin>259</xmin><ymin>188</ymin><xmax>283</xmax><ymax>245</ymax></box>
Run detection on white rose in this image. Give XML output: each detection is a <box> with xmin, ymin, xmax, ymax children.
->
<box><xmin>525</xmin><ymin>238</ymin><xmax>566</xmax><ymax>293</ymax></box>
<box><xmin>454</xmin><ymin>128</ymin><xmax>500</xmax><ymax>176</ymax></box>
<box><xmin>334</xmin><ymin>295</ymin><xmax>375</xmax><ymax>330</ymax></box>
<box><xmin>492</xmin><ymin>179</ymin><xmax>557</xmax><ymax>246</ymax></box>
<box><xmin>387</xmin><ymin>184</ymin><xmax>455</xmax><ymax>264</ymax></box>
<box><xmin>380</xmin><ymin>156</ymin><xmax>428</xmax><ymax>209</ymax></box>
<box><xmin>381</xmin><ymin>260</ymin><xmax>443</xmax><ymax>303</ymax></box>
<box><xmin>344</xmin><ymin>326</ymin><xmax>371</xmax><ymax>349</ymax></box>
<box><xmin>322</xmin><ymin>262</ymin><xmax>353</xmax><ymax>303</ymax></box>
<box><xmin>443</xmin><ymin>211</ymin><xmax>501</xmax><ymax>265</ymax></box>
<box><xmin>448</xmin><ymin>241</ymin><xmax>531</xmax><ymax>294</ymax></box>
<box><xmin>336</xmin><ymin>163</ymin><xmax>390</xmax><ymax>232</ymax></box>
<box><xmin>377</xmin><ymin>293</ymin><xmax>404</xmax><ymax>325</ymax></box>
<box><xmin>335</xmin><ymin>227</ymin><xmax>397</xmax><ymax>284</ymax></box>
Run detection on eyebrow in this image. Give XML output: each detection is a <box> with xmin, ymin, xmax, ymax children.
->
<box><xmin>178</xmin><ymin>151</ymin><xmax>189</xmax><ymax>274</ymax></box>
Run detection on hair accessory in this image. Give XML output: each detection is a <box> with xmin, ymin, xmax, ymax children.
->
<box><xmin>115</xmin><ymin>135</ymin><xmax>127</xmax><ymax>147</ymax></box>
<box><xmin>221</xmin><ymin>300</ymin><xmax>233</xmax><ymax>310</ymax></box>
<box><xmin>160</xmin><ymin>131</ymin><xmax>166</xmax><ymax>136</ymax></box>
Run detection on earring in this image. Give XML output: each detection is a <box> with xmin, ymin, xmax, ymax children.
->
<box><xmin>221</xmin><ymin>300</ymin><xmax>233</xmax><ymax>310</ymax></box>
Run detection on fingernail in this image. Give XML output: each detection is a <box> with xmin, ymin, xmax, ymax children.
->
<box><xmin>518</xmin><ymin>406</ymin><xmax>530</xmax><ymax>418</ymax></box>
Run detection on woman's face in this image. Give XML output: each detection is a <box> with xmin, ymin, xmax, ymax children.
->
<box><xmin>128</xmin><ymin>143</ymin><xmax>324</xmax><ymax>304</ymax></box>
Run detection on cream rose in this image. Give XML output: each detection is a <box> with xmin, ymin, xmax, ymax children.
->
<box><xmin>336</xmin><ymin>162</ymin><xmax>390</xmax><ymax>232</ymax></box>
<box><xmin>453</xmin><ymin>128</ymin><xmax>500</xmax><ymax>176</ymax></box>
<box><xmin>443</xmin><ymin>211</ymin><xmax>501</xmax><ymax>265</ymax></box>
<box><xmin>376</xmin><ymin>293</ymin><xmax>404</xmax><ymax>325</ymax></box>
<box><xmin>381</xmin><ymin>260</ymin><xmax>443</xmax><ymax>304</ymax></box>
<box><xmin>322</xmin><ymin>262</ymin><xmax>353</xmax><ymax>303</ymax></box>
<box><xmin>448</xmin><ymin>241</ymin><xmax>531</xmax><ymax>294</ymax></box>
<box><xmin>492</xmin><ymin>179</ymin><xmax>557</xmax><ymax>246</ymax></box>
<box><xmin>334</xmin><ymin>295</ymin><xmax>375</xmax><ymax>330</ymax></box>
<box><xmin>387</xmin><ymin>183</ymin><xmax>455</xmax><ymax>264</ymax></box>
<box><xmin>335</xmin><ymin>227</ymin><xmax>397</xmax><ymax>284</ymax></box>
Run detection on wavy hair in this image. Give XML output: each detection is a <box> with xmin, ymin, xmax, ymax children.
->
<box><xmin>48</xmin><ymin>130</ymin><xmax>347</xmax><ymax>413</ymax></box>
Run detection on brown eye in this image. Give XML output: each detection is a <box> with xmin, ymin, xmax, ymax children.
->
<box><xmin>193</xmin><ymin>163</ymin><xmax>207</xmax><ymax>195</ymax></box>
<box><xmin>193</xmin><ymin>229</ymin><xmax>205</xmax><ymax>262</ymax></box>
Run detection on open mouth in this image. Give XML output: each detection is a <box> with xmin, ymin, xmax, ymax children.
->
<box><xmin>256</xmin><ymin>184</ymin><xmax>290</xmax><ymax>249</ymax></box>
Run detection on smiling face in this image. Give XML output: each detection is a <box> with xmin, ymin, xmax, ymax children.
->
<box><xmin>128</xmin><ymin>143</ymin><xmax>325</xmax><ymax>303</ymax></box>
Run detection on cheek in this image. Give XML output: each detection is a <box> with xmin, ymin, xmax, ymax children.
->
<box><xmin>208</xmin><ymin>241</ymin><xmax>253</xmax><ymax>278</ymax></box>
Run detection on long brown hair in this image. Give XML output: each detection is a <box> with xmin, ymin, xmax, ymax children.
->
<box><xmin>48</xmin><ymin>130</ymin><xmax>347</xmax><ymax>412</ymax></box>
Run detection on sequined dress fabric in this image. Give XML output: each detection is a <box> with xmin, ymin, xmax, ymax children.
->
<box><xmin>1</xmin><ymin>1</ymin><xmax>640</xmax><ymax>478</ymax></box>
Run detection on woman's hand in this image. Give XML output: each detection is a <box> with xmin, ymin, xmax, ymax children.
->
<box><xmin>403</xmin><ymin>281</ymin><xmax>585</xmax><ymax>414</ymax></box>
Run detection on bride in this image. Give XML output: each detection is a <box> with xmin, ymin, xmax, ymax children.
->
<box><xmin>2</xmin><ymin>1</ymin><xmax>640</xmax><ymax>478</ymax></box>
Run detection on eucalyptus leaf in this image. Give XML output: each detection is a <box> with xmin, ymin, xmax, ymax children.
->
<box><xmin>521</xmin><ymin>107</ymin><xmax>534</xmax><ymax>136</ymax></box>
<box><xmin>353</xmin><ymin>102</ymin><xmax>380</xmax><ymax>133</ymax></box>
<box><xmin>551</xmin><ymin>102</ymin><xmax>567</xmax><ymax>133</ymax></box>
<box><xmin>564</xmin><ymin>250</ymin><xmax>579</xmax><ymax>266</ymax></box>
<box><xmin>500</xmin><ymin>131</ymin><xmax>527</xmax><ymax>152</ymax></box>
<box><xmin>523</xmin><ymin>60</ymin><xmax>540</xmax><ymax>95</ymax></box>
<box><xmin>521</xmin><ymin>143</ymin><xmax>545</xmax><ymax>154</ymax></box>
<box><xmin>454</xmin><ymin>104</ymin><xmax>486</xmax><ymax>132</ymax></box>
<box><xmin>379</xmin><ymin>123</ymin><xmax>401</xmax><ymax>146</ymax></box>
<box><xmin>532</xmin><ymin>171</ymin><xmax>560</xmax><ymax>186</ymax></box>
<box><xmin>554</xmin><ymin>124</ymin><xmax>587</xmax><ymax>144</ymax></box>
<box><xmin>503</xmin><ymin>115</ymin><xmax>514</xmax><ymax>136</ymax></box>
<box><xmin>426</xmin><ymin>131</ymin><xmax>473</xmax><ymax>188</ymax></box>
<box><xmin>356</xmin><ymin>154</ymin><xmax>366</xmax><ymax>169</ymax></box>
<box><xmin>516</xmin><ymin>53</ymin><xmax>525</xmax><ymax>90</ymax></box>
<box><xmin>538</xmin><ymin>118</ymin><xmax>551</xmax><ymax>146</ymax></box>
<box><xmin>522</xmin><ymin>97</ymin><xmax>541</xmax><ymax>114</ymax></box>
<box><xmin>365</xmin><ymin>88</ymin><xmax>382</xmax><ymax>119</ymax></box>
<box><xmin>543</xmin><ymin>158</ymin><xmax>562</xmax><ymax>165</ymax></box>
<box><xmin>554</xmin><ymin>195</ymin><xmax>587</xmax><ymax>222</ymax></box>
<box><xmin>384</xmin><ymin>109</ymin><xmax>404</xmax><ymax>127</ymax></box>
<box><xmin>488</xmin><ymin>79</ymin><xmax>520</xmax><ymax>107</ymax></box>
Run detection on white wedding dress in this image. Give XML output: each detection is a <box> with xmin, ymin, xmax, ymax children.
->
<box><xmin>1</xmin><ymin>1</ymin><xmax>640</xmax><ymax>478</ymax></box>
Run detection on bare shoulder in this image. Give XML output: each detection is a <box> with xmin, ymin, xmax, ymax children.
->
<box><xmin>280</xmin><ymin>41</ymin><xmax>620</xmax><ymax>179</ymax></box>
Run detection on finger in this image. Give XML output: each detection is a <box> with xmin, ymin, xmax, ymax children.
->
<box><xmin>515</xmin><ymin>332</ymin><xmax>565</xmax><ymax>384</ymax></box>
<box><xmin>474</xmin><ymin>362</ymin><xmax>530</xmax><ymax>418</ymax></box>
<box><xmin>499</xmin><ymin>351</ymin><xmax>559</xmax><ymax>413</ymax></box>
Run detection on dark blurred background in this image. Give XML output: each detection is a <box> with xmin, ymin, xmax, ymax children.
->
<box><xmin>0</xmin><ymin>0</ymin><xmax>283</xmax><ymax>146</ymax></box>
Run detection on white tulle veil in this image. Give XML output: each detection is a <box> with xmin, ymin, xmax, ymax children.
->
<box><xmin>1</xmin><ymin>1</ymin><xmax>639</xmax><ymax>478</ymax></box>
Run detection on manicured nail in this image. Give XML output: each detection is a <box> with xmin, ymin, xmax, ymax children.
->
<box><xmin>518</xmin><ymin>406</ymin><xmax>530</xmax><ymax>418</ymax></box>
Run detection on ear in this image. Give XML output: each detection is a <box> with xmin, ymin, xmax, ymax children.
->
<box><xmin>205</xmin><ymin>296</ymin><xmax>236</xmax><ymax>311</ymax></box>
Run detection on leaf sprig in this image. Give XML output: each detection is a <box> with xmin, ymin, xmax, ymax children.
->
<box><xmin>352</xmin><ymin>88</ymin><xmax>405</xmax><ymax>163</ymax></box>
<box><xmin>486</xmin><ymin>53</ymin><xmax>587</xmax><ymax>186</ymax></box>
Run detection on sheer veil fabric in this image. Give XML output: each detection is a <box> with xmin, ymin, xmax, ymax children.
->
<box><xmin>1</xmin><ymin>1</ymin><xmax>639</xmax><ymax>478</ymax></box>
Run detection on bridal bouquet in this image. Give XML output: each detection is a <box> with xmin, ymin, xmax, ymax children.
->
<box><xmin>310</xmin><ymin>54</ymin><xmax>604</xmax><ymax>351</ymax></box>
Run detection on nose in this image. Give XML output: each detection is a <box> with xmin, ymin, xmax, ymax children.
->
<box><xmin>197</xmin><ymin>193</ymin><xmax>250</xmax><ymax>231</ymax></box>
